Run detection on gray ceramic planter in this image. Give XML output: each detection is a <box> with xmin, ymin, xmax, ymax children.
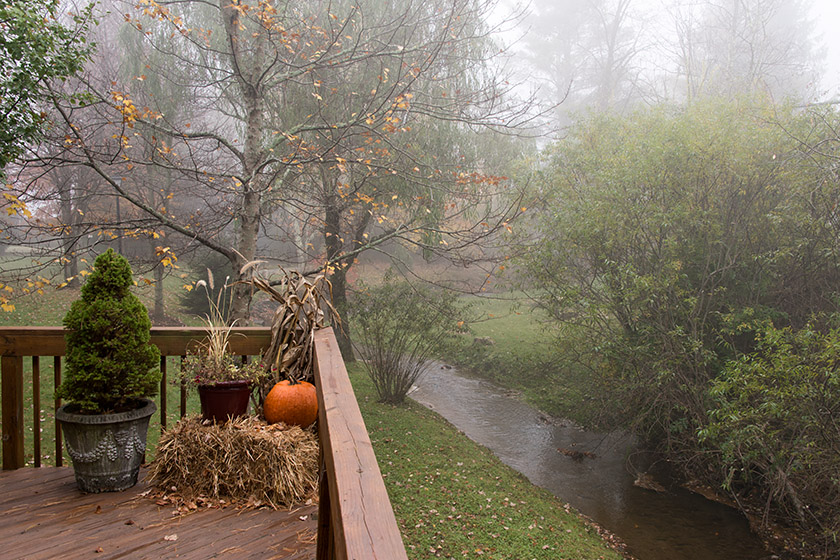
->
<box><xmin>56</xmin><ymin>399</ymin><xmax>156</xmax><ymax>493</ymax></box>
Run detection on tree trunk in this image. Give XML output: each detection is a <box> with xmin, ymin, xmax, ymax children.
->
<box><xmin>324</xmin><ymin>197</ymin><xmax>354</xmax><ymax>361</ymax></box>
<box><xmin>154</xmin><ymin>260</ymin><xmax>165</xmax><ymax>322</ymax></box>
<box><xmin>58</xmin><ymin>175</ymin><xmax>79</xmax><ymax>287</ymax></box>
<box><xmin>331</xmin><ymin>265</ymin><xmax>354</xmax><ymax>361</ymax></box>
<box><xmin>229</xmin><ymin>188</ymin><xmax>261</xmax><ymax>325</ymax></box>
<box><xmin>222</xmin><ymin>0</ymin><xmax>266</xmax><ymax>326</ymax></box>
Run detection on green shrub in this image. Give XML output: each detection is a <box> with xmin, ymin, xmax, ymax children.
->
<box><xmin>519</xmin><ymin>99</ymin><xmax>840</xmax><ymax>455</ymax></box>
<box><xmin>57</xmin><ymin>249</ymin><xmax>161</xmax><ymax>413</ymax></box>
<box><xmin>703</xmin><ymin>321</ymin><xmax>840</xmax><ymax>554</ymax></box>
<box><xmin>352</xmin><ymin>279</ymin><xmax>464</xmax><ymax>404</ymax></box>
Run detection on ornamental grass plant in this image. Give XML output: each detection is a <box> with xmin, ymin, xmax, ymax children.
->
<box><xmin>180</xmin><ymin>270</ymin><xmax>268</xmax><ymax>387</ymax></box>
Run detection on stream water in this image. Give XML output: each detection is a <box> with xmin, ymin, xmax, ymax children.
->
<box><xmin>409</xmin><ymin>364</ymin><xmax>772</xmax><ymax>560</ymax></box>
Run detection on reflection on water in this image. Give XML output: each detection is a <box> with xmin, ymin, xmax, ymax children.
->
<box><xmin>410</xmin><ymin>365</ymin><xmax>771</xmax><ymax>560</ymax></box>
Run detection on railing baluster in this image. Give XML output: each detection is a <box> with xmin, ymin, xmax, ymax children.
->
<box><xmin>32</xmin><ymin>356</ymin><xmax>40</xmax><ymax>468</ymax></box>
<box><xmin>180</xmin><ymin>356</ymin><xmax>187</xmax><ymax>418</ymax></box>
<box><xmin>160</xmin><ymin>356</ymin><xmax>167</xmax><ymax>433</ymax></box>
<box><xmin>54</xmin><ymin>356</ymin><xmax>62</xmax><ymax>467</ymax></box>
<box><xmin>2</xmin><ymin>355</ymin><xmax>25</xmax><ymax>470</ymax></box>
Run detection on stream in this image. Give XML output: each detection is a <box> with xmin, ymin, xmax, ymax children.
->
<box><xmin>409</xmin><ymin>364</ymin><xmax>772</xmax><ymax>560</ymax></box>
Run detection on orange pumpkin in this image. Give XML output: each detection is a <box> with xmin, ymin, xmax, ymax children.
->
<box><xmin>263</xmin><ymin>380</ymin><xmax>318</xmax><ymax>427</ymax></box>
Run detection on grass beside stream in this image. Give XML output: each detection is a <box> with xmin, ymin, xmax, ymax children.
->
<box><xmin>350</xmin><ymin>363</ymin><xmax>624</xmax><ymax>560</ymax></box>
<box><xmin>448</xmin><ymin>293</ymin><xmax>595</xmax><ymax>426</ymax></box>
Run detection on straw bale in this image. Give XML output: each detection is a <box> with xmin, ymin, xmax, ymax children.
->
<box><xmin>147</xmin><ymin>416</ymin><xmax>319</xmax><ymax>509</ymax></box>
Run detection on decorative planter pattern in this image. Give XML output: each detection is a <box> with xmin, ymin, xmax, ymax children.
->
<box><xmin>56</xmin><ymin>398</ymin><xmax>156</xmax><ymax>493</ymax></box>
<box><xmin>198</xmin><ymin>380</ymin><xmax>251</xmax><ymax>422</ymax></box>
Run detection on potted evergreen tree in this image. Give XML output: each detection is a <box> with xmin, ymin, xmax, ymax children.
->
<box><xmin>56</xmin><ymin>249</ymin><xmax>161</xmax><ymax>493</ymax></box>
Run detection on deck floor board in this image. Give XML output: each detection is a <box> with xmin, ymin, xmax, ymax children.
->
<box><xmin>0</xmin><ymin>467</ymin><xmax>317</xmax><ymax>560</ymax></box>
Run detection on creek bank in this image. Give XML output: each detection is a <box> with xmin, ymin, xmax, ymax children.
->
<box><xmin>350</xmin><ymin>366</ymin><xmax>627</xmax><ymax>560</ymax></box>
<box><xmin>411</xmin><ymin>362</ymin><xmax>773</xmax><ymax>560</ymax></box>
<box><xmin>681</xmin><ymin>479</ymin><xmax>827</xmax><ymax>560</ymax></box>
<box><xmin>446</xmin><ymin>358</ymin><xmax>827</xmax><ymax>560</ymax></box>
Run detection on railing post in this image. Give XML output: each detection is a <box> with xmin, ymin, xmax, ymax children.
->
<box><xmin>316</xmin><ymin>447</ymin><xmax>335</xmax><ymax>560</ymax></box>
<box><xmin>160</xmin><ymin>356</ymin><xmax>167</xmax><ymax>433</ymax></box>
<box><xmin>2</xmin><ymin>355</ymin><xmax>25</xmax><ymax>470</ymax></box>
<box><xmin>54</xmin><ymin>356</ymin><xmax>63</xmax><ymax>467</ymax></box>
<box><xmin>32</xmin><ymin>356</ymin><xmax>41</xmax><ymax>467</ymax></box>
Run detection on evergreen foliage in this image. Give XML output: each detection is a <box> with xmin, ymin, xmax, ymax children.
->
<box><xmin>57</xmin><ymin>249</ymin><xmax>160</xmax><ymax>413</ymax></box>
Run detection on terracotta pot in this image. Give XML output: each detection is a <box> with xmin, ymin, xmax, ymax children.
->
<box><xmin>198</xmin><ymin>380</ymin><xmax>251</xmax><ymax>422</ymax></box>
<box><xmin>56</xmin><ymin>398</ymin><xmax>156</xmax><ymax>493</ymax></box>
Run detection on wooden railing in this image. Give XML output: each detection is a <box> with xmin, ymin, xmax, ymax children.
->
<box><xmin>0</xmin><ymin>325</ymin><xmax>407</xmax><ymax>560</ymax></box>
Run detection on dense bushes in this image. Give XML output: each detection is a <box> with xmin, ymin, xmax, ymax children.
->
<box><xmin>521</xmin><ymin>98</ymin><xmax>840</xmax><ymax>553</ymax></box>
<box><xmin>703</xmin><ymin>322</ymin><xmax>840</xmax><ymax>551</ymax></box>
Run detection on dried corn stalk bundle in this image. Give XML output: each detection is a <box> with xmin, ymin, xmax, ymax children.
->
<box><xmin>246</xmin><ymin>264</ymin><xmax>338</xmax><ymax>399</ymax></box>
<box><xmin>148</xmin><ymin>416</ymin><xmax>319</xmax><ymax>508</ymax></box>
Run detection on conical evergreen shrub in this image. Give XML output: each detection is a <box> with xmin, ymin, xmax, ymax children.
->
<box><xmin>57</xmin><ymin>249</ymin><xmax>160</xmax><ymax>413</ymax></box>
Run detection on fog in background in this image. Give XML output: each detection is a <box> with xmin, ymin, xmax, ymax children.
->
<box><xmin>812</xmin><ymin>0</ymin><xmax>840</xmax><ymax>95</ymax></box>
<box><xmin>493</xmin><ymin>0</ymin><xmax>840</xmax><ymax>131</ymax></box>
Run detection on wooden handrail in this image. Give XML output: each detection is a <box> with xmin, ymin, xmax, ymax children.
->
<box><xmin>314</xmin><ymin>328</ymin><xmax>409</xmax><ymax>560</ymax></box>
<box><xmin>0</xmin><ymin>326</ymin><xmax>273</xmax><ymax>357</ymax></box>
<box><xmin>0</xmin><ymin>325</ymin><xmax>408</xmax><ymax>560</ymax></box>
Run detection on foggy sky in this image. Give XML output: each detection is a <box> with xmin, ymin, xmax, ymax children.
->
<box><xmin>812</xmin><ymin>0</ymin><xmax>840</xmax><ymax>97</ymax></box>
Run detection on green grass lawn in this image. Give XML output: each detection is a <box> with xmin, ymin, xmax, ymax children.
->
<box><xmin>350</xmin><ymin>363</ymin><xmax>623</xmax><ymax>560</ymax></box>
<box><xmin>449</xmin><ymin>293</ymin><xmax>594</xmax><ymax>425</ymax></box>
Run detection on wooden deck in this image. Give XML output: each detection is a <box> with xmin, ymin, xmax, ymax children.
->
<box><xmin>1</xmin><ymin>326</ymin><xmax>408</xmax><ymax>559</ymax></box>
<box><xmin>0</xmin><ymin>467</ymin><xmax>317</xmax><ymax>559</ymax></box>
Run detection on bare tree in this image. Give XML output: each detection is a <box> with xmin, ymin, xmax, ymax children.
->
<box><xmin>663</xmin><ymin>0</ymin><xmax>823</xmax><ymax>102</ymax></box>
<box><xmin>11</xmin><ymin>0</ymin><xmax>539</xmax><ymax>336</ymax></box>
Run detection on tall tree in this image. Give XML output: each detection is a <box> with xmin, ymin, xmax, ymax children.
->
<box><xmin>519</xmin><ymin>0</ymin><xmax>646</xmax><ymax>123</ymax></box>
<box><xmin>0</xmin><ymin>0</ymin><xmax>94</xmax><ymax>175</ymax></box>
<box><xmin>29</xmin><ymin>0</ymin><xmax>536</xmax><ymax>331</ymax></box>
